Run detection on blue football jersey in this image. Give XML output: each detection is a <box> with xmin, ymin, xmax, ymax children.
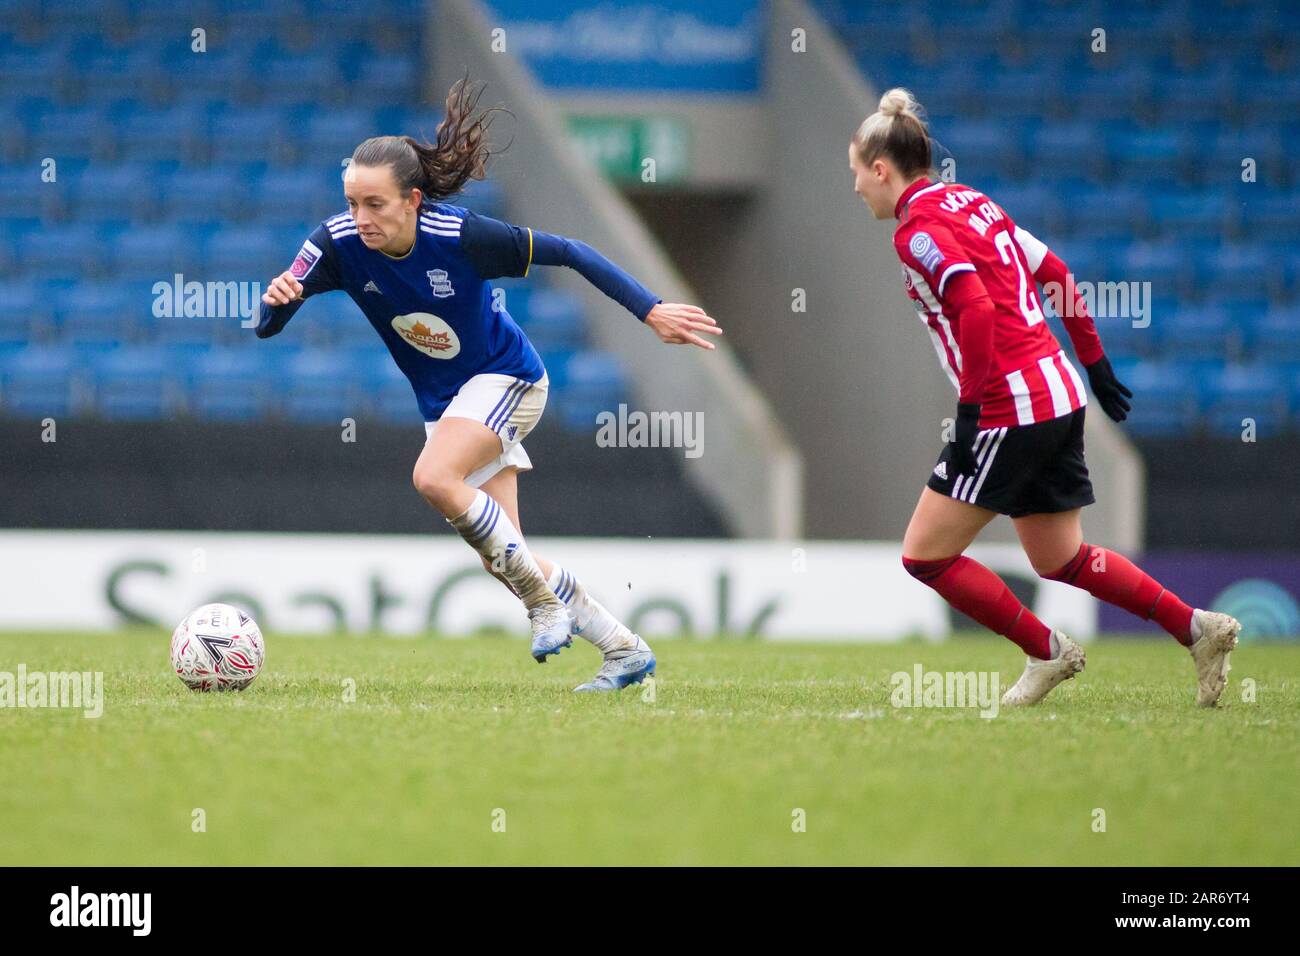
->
<box><xmin>257</xmin><ymin>201</ymin><xmax>545</xmax><ymax>421</ymax></box>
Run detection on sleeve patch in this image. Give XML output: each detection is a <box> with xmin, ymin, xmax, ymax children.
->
<box><xmin>908</xmin><ymin>231</ymin><xmax>945</xmax><ymax>272</ymax></box>
<box><xmin>290</xmin><ymin>239</ymin><xmax>322</xmax><ymax>279</ymax></box>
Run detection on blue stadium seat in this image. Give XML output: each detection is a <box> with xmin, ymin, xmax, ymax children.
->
<box><xmin>1113</xmin><ymin>360</ymin><xmax>1203</xmax><ymax>436</ymax></box>
<box><xmin>1029</xmin><ymin>123</ymin><xmax>1104</xmax><ymax>181</ymax></box>
<box><xmin>455</xmin><ymin>178</ymin><xmax>506</xmax><ymax>219</ymax></box>
<box><xmin>1200</xmin><ymin>243</ymin><xmax>1277</xmax><ymax>300</ymax></box>
<box><xmin>1122</xmin><ymin>240</ymin><xmax>1194</xmax><ymax>299</ymax></box>
<box><xmin>1155</xmin><ymin>64</ymin><xmax>1234</xmax><ymax>123</ymax></box>
<box><xmin>1149</xmin><ymin>192</ymin><xmax>1230</xmax><ymax>239</ymax></box>
<box><xmin>1251</xmin><ymin>305</ymin><xmax>1300</xmax><ymax>364</ymax></box>
<box><xmin>0</xmin><ymin>280</ymin><xmax>42</xmax><ymax>347</ymax></box>
<box><xmin>89</xmin><ymin>345</ymin><xmax>180</xmax><ymax>420</ymax></box>
<box><xmin>163</xmin><ymin>165</ymin><xmax>246</xmax><ymax>223</ymax></box>
<box><xmin>259</xmin><ymin>54</ymin><xmax>341</xmax><ymax>106</ymax></box>
<box><xmin>1241</xmin><ymin>73</ymin><xmax>1300</xmax><ymax>122</ymax></box>
<box><xmin>166</xmin><ymin>50</ymin><xmax>250</xmax><ymax>106</ymax></box>
<box><xmin>211</xmin><ymin>106</ymin><xmax>289</xmax><ymax>164</ymax></box>
<box><xmin>303</xmin><ymin>109</ymin><xmax>379</xmax><ymax>158</ymax></box>
<box><xmin>513</xmin><ymin>289</ymin><xmax>587</xmax><ymax>357</ymax></box>
<box><xmin>940</xmin><ymin>118</ymin><xmax>1026</xmax><ymax>178</ymax></box>
<box><xmin>1109</xmin><ymin>127</ymin><xmax>1189</xmax><ymax>181</ymax></box>
<box><xmin>1072</xmin><ymin>66</ymin><xmax>1154</xmax><ymax>121</ymax></box>
<box><xmin>205</xmin><ymin>227</ymin><xmax>283</xmax><ymax>278</ymax></box>
<box><xmin>1163</xmin><ymin>303</ymin><xmax>1241</xmax><ymax>361</ymax></box>
<box><xmin>115</xmin><ymin>224</ymin><xmax>200</xmax><ymax>280</ymax></box>
<box><xmin>1203</xmin><ymin>364</ymin><xmax>1289</xmax><ymax>437</ymax></box>
<box><xmin>0</xmin><ymin>345</ymin><xmax>81</xmax><ymax>418</ymax></box>
<box><xmin>351</xmin><ymin>57</ymin><xmax>420</xmax><ymax>105</ymax></box>
<box><xmin>1238</xmin><ymin>191</ymin><xmax>1300</xmax><ymax>240</ymax></box>
<box><xmin>303</xmin><ymin>293</ymin><xmax>372</xmax><ymax>348</ymax></box>
<box><xmin>116</xmin><ymin>105</ymin><xmax>210</xmax><ymax>163</ymax></box>
<box><xmin>249</xmin><ymin>167</ymin><xmax>337</xmax><ymax>225</ymax></box>
<box><xmin>278</xmin><ymin>348</ymin><xmax>364</xmax><ymax>423</ymax></box>
<box><xmin>978</xmin><ymin>67</ymin><xmax>1059</xmax><ymax>120</ymax></box>
<box><xmin>1208</xmin><ymin>127</ymin><xmax>1281</xmax><ymax>185</ymax></box>
<box><xmin>21</xmin><ymin>224</ymin><xmax>103</xmax><ymax>281</ymax></box>
<box><xmin>552</xmin><ymin>351</ymin><xmax>626</xmax><ymax>430</ymax></box>
<box><xmin>52</xmin><ymin>281</ymin><xmax>141</xmax><ymax>346</ymax></box>
<box><xmin>367</xmin><ymin>356</ymin><xmax>419</xmax><ymax>424</ymax></box>
<box><xmin>185</xmin><ymin>348</ymin><xmax>276</xmax><ymax>422</ymax></box>
<box><xmin>31</xmin><ymin>105</ymin><xmax>112</xmax><ymax>161</ymax></box>
<box><xmin>1070</xmin><ymin>185</ymin><xmax>1151</xmax><ymax>240</ymax></box>
<box><xmin>68</xmin><ymin>163</ymin><xmax>161</xmax><ymax>223</ymax></box>
<box><xmin>78</xmin><ymin>47</ymin><xmax>170</xmax><ymax>106</ymax></box>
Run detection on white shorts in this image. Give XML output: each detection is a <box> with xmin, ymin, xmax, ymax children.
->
<box><xmin>423</xmin><ymin>372</ymin><xmax>549</xmax><ymax>488</ymax></box>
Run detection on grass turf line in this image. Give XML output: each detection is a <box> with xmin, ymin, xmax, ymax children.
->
<box><xmin>1</xmin><ymin>630</ymin><xmax>1297</xmax><ymax>866</ymax></box>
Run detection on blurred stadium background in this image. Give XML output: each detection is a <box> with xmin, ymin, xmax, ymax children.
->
<box><xmin>1</xmin><ymin>0</ymin><xmax>1297</xmax><ymax>640</ymax></box>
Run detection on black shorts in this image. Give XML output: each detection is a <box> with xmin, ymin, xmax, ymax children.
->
<box><xmin>926</xmin><ymin>407</ymin><xmax>1095</xmax><ymax>517</ymax></box>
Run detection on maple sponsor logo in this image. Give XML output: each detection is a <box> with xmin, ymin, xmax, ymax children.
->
<box><xmin>390</xmin><ymin>312</ymin><xmax>461</xmax><ymax>359</ymax></box>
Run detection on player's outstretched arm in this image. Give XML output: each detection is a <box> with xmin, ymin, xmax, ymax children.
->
<box><xmin>261</xmin><ymin>270</ymin><xmax>303</xmax><ymax>306</ymax></box>
<box><xmin>256</xmin><ymin>270</ymin><xmax>305</xmax><ymax>339</ymax></box>
<box><xmin>1012</xmin><ymin>225</ymin><xmax>1131</xmax><ymax>421</ymax></box>
<box><xmin>643</xmin><ymin>302</ymin><xmax>722</xmax><ymax>351</ymax></box>
<box><xmin>256</xmin><ymin>228</ymin><xmax>341</xmax><ymax>339</ymax></box>
<box><xmin>459</xmin><ymin>211</ymin><xmax>723</xmax><ymax>350</ymax></box>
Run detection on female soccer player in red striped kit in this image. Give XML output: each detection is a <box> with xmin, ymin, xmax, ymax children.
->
<box><xmin>848</xmin><ymin>88</ymin><xmax>1240</xmax><ymax>707</ymax></box>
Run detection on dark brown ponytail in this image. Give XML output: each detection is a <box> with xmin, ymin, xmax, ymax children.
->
<box><xmin>351</xmin><ymin>73</ymin><xmax>510</xmax><ymax>202</ymax></box>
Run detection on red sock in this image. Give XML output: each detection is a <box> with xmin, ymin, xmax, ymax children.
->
<box><xmin>1043</xmin><ymin>543</ymin><xmax>1194</xmax><ymax>645</ymax></box>
<box><xmin>903</xmin><ymin>554</ymin><xmax>1053</xmax><ymax>659</ymax></box>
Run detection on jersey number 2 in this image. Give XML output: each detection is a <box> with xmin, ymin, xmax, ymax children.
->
<box><xmin>995</xmin><ymin>230</ymin><xmax>1045</xmax><ymax>327</ymax></box>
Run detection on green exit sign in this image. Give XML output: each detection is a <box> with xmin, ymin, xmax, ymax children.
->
<box><xmin>566</xmin><ymin>115</ymin><xmax>691</xmax><ymax>184</ymax></box>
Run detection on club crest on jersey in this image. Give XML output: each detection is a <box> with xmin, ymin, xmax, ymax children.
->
<box><xmin>427</xmin><ymin>269</ymin><xmax>454</xmax><ymax>297</ymax></box>
<box><xmin>290</xmin><ymin>239</ymin><xmax>322</xmax><ymax>279</ymax></box>
<box><xmin>390</xmin><ymin>312</ymin><xmax>461</xmax><ymax>360</ymax></box>
<box><xmin>909</xmin><ymin>232</ymin><xmax>944</xmax><ymax>272</ymax></box>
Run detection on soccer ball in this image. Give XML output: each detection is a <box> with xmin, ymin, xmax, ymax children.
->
<box><xmin>170</xmin><ymin>603</ymin><xmax>265</xmax><ymax>692</ymax></box>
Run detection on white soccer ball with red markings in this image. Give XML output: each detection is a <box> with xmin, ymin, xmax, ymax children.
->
<box><xmin>170</xmin><ymin>603</ymin><xmax>265</xmax><ymax>692</ymax></box>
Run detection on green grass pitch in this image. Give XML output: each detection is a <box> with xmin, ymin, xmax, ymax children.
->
<box><xmin>2</xmin><ymin>630</ymin><xmax>1297</xmax><ymax>866</ymax></box>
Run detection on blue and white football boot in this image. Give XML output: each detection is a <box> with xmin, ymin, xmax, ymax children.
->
<box><xmin>574</xmin><ymin>635</ymin><xmax>656</xmax><ymax>692</ymax></box>
<box><xmin>528</xmin><ymin>601</ymin><xmax>573</xmax><ymax>662</ymax></box>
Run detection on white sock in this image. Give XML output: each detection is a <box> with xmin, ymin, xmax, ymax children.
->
<box><xmin>448</xmin><ymin>491</ymin><xmax>556</xmax><ymax>610</ymax></box>
<box><xmin>1189</xmin><ymin>609</ymin><xmax>1204</xmax><ymax>643</ymax></box>
<box><xmin>547</xmin><ymin>565</ymin><xmax>639</xmax><ymax>656</ymax></box>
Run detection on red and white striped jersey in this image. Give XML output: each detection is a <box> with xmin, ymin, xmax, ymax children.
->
<box><xmin>893</xmin><ymin>179</ymin><xmax>1088</xmax><ymax>429</ymax></box>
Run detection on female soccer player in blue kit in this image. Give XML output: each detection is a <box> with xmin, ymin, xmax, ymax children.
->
<box><xmin>258</xmin><ymin>79</ymin><xmax>721</xmax><ymax>691</ymax></box>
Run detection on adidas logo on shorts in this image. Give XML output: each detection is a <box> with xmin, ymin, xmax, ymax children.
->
<box><xmin>933</xmin><ymin>461</ymin><xmax>948</xmax><ymax>480</ymax></box>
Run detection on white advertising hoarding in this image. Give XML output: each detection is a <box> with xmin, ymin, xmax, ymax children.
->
<box><xmin>0</xmin><ymin>531</ymin><xmax>1096</xmax><ymax>640</ymax></box>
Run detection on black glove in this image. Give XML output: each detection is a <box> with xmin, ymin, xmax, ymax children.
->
<box><xmin>949</xmin><ymin>403</ymin><xmax>982</xmax><ymax>479</ymax></box>
<box><xmin>1085</xmin><ymin>355</ymin><xmax>1133</xmax><ymax>422</ymax></box>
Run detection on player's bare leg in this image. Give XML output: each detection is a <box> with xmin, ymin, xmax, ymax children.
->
<box><xmin>1017</xmin><ymin>509</ymin><xmax>1240</xmax><ymax>706</ymax></box>
<box><xmin>478</xmin><ymin>467</ymin><xmax>655</xmax><ymax>692</ymax></box>
<box><xmin>412</xmin><ymin>417</ymin><xmax>570</xmax><ymax>660</ymax></box>
<box><xmin>902</xmin><ymin>488</ymin><xmax>1085</xmax><ymax>705</ymax></box>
